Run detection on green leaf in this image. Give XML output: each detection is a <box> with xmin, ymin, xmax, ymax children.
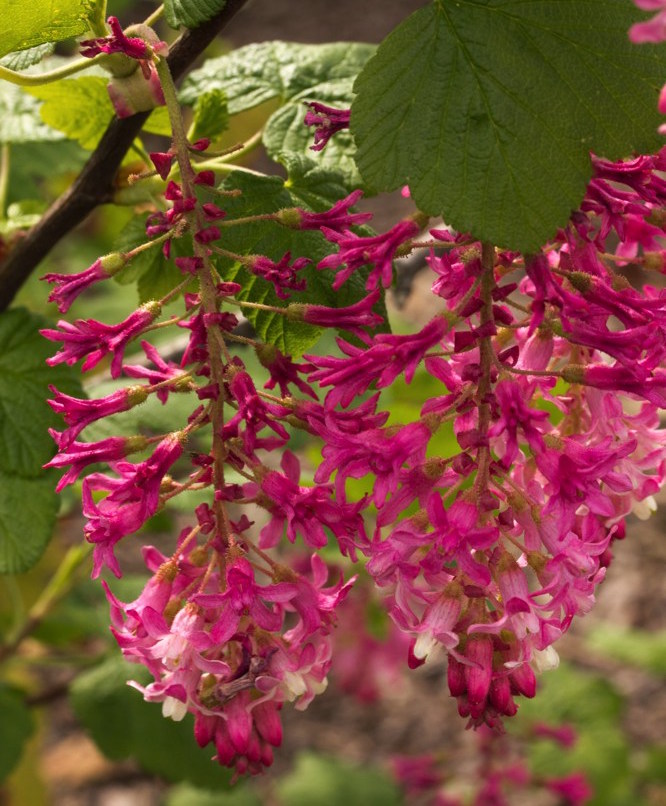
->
<box><xmin>277</xmin><ymin>753</ymin><xmax>402</xmax><ymax>806</ymax></box>
<box><xmin>144</xmin><ymin>105</ymin><xmax>173</xmax><ymax>138</ymax></box>
<box><xmin>71</xmin><ymin>655</ymin><xmax>234</xmax><ymax>788</ymax></box>
<box><xmin>0</xmin><ymin>685</ymin><xmax>34</xmax><ymax>781</ymax></box>
<box><xmin>352</xmin><ymin>0</ymin><xmax>665</xmax><ymax>251</ymax></box>
<box><xmin>180</xmin><ymin>41</ymin><xmax>375</xmax><ymax>116</ymax></box>
<box><xmin>0</xmin><ymin>0</ymin><xmax>103</xmax><ymax>58</ymax></box>
<box><xmin>0</xmin><ymin>43</ymin><xmax>54</xmax><ymax>71</ymax></box>
<box><xmin>586</xmin><ymin>626</ymin><xmax>666</xmax><ymax>676</ymax></box>
<box><xmin>164</xmin><ymin>0</ymin><xmax>227</xmax><ymax>30</ymax></box>
<box><xmin>167</xmin><ymin>783</ymin><xmax>261</xmax><ymax>806</ymax></box>
<box><xmin>215</xmin><ymin>170</ymin><xmax>379</xmax><ymax>356</ymax></box>
<box><xmin>0</xmin><ymin>308</ymin><xmax>80</xmax><ymax>573</ymax></box>
<box><xmin>26</xmin><ymin>76</ymin><xmax>113</xmax><ymax>150</ymax></box>
<box><xmin>280</xmin><ymin>154</ymin><xmax>351</xmax><ymax>210</ymax></box>
<box><xmin>190</xmin><ymin>89</ymin><xmax>229</xmax><ymax>142</ymax></box>
<box><xmin>0</xmin><ymin>308</ymin><xmax>80</xmax><ymax>477</ymax></box>
<box><xmin>0</xmin><ymin>81</ymin><xmax>63</xmax><ymax>144</ymax></box>
<box><xmin>8</xmin><ymin>140</ymin><xmax>87</xmax><ymax>199</ymax></box>
<box><xmin>0</xmin><ymin>471</ymin><xmax>59</xmax><ymax>573</ymax></box>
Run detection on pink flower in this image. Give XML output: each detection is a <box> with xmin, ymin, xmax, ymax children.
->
<box><xmin>47</xmin><ymin>384</ymin><xmax>148</xmax><ymax>447</ymax></box>
<box><xmin>222</xmin><ymin>370</ymin><xmax>289</xmax><ymax>457</ymax></box>
<box><xmin>290</xmin><ymin>289</ymin><xmax>383</xmax><ymax>341</ymax></box>
<box><xmin>277</xmin><ymin>190</ymin><xmax>372</xmax><ymax>233</ymax></box>
<box><xmin>80</xmin><ymin>16</ymin><xmax>167</xmax><ymax>73</ymax></box>
<box><xmin>45</xmin><ymin>434</ymin><xmax>146</xmax><ymax>492</ymax></box>
<box><xmin>315</xmin><ymin>420</ymin><xmax>432</xmax><ymax>507</ymax></box>
<box><xmin>123</xmin><ymin>341</ymin><xmax>183</xmax><ymax>402</ymax></box>
<box><xmin>255</xmin><ymin>344</ymin><xmax>317</xmax><ymax>399</ymax></box>
<box><xmin>82</xmin><ymin>434</ymin><xmax>183</xmax><ymax>577</ymax></box>
<box><xmin>42</xmin><ymin>303</ymin><xmax>161</xmax><ymax>378</ymax></box>
<box><xmin>545</xmin><ymin>772</ymin><xmax>593</xmax><ymax>805</ymax></box>
<box><xmin>318</xmin><ymin>218</ymin><xmax>420</xmax><ymax>290</ymax></box>
<box><xmin>629</xmin><ymin>3</ymin><xmax>666</xmax><ymax>43</ymax></box>
<box><xmin>247</xmin><ymin>252</ymin><xmax>310</xmax><ymax>299</ymax></box>
<box><xmin>42</xmin><ymin>254</ymin><xmax>126</xmax><ymax>313</ymax></box>
<box><xmin>307</xmin><ymin>315</ymin><xmax>448</xmax><ymax>408</ymax></box>
<box><xmin>255</xmin><ymin>451</ymin><xmax>367</xmax><ymax>554</ymax></box>
<box><xmin>303</xmin><ymin>102</ymin><xmax>351</xmax><ymax>151</ymax></box>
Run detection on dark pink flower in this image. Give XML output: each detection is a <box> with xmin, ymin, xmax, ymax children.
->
<box><xmin>290</xmin><ymin>289</ymin><xmax>383</xmax><ymax>341</ymax></box>
<box><xmin>256</xmin><ymin>451</ymin><xmax>367</xmax><ymax>554</ymax></box>
<box><xmin>545</xmin><ymin>772</ymin><xmax>593</xmax><ymax>805</ymax></box>
<box><xmin>255</xmin><ymin>344</ymin><xmax>317</xmax><ymax>399</ymax></box>
<box><xmin>222</xmin><ymin>370</ymin><xmax>289</xmax><ymax>456</ymax></box>
<box><xmin>45</xmin><ymin>434</ymin><xmax>147</xmax><ymax>491</ymax></box>
<box><xmin>318</xmin><ymin>218</ymin><xmax>420</xmax><ymax>290</ymax></box>
<box><xmin>277</xmin><ymin>190</ymin><xmax>372</xmax><ymax>233</ymax></box>
<box><xmin>303</xmin><ymin>102</ymin><xmax>351</xmax><ymax>151</ymax></box>
<box><xmin>149</xmin><ymin>151</ymin><xmax>174</xmax><ymax>180</ymax></box>
<box><xmin>47</xmin><ymin>384</ymin><xmax>148</xmax><ymax>447</ymax></box>
<box><xmin>80</xmin><ymin>17</ymin><xmax>167</xmax><ymax>81</ymax></box>
<box><xmin>42</xmin><ymin>303</ymin><xmax>161</xmax><ymax>378</ymax></box>
<box><xmin>307</xmin><ymin>315</ymin><xmax>448</xmax><ymax>407</ymax></box>
<box><xmin>247</xmin><ymin>253</ymin><xmax>310</xmax><ymax>299</ymax></box>
<box><xmin>43</xmin><ymin>254</ymin><xmax>126</xmax><ymax>313</ymax></box>
<box><xmin>123</xmin><ymin>341</ymin><xmax>184</xmax><ymax>402</ymax></box>
<box><xmin>82</xmin><ymin>434</ymin><xmax>183</xmax><ymax>576</ymax></box>
<box><xmin>315</xmin><ymin>420</ymin><xmax>432</xmax><ymax>507</ymax></box>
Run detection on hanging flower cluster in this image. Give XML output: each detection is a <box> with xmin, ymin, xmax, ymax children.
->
<box><xmin>41</xmin><ymin>16</ymin><xmax>666</xmax><ymax>776</ymax></box>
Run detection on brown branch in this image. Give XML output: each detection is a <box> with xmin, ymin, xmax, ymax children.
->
<box><xmin>0</xmin><ymin>0</ymin><xmax>250</xmax><ymax>312</ymax></box>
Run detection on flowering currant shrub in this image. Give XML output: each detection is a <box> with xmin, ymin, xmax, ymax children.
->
<box><xmin>0</xmin><ymin>0</ymin><xmax>665</xmax><ymax>795</ymax></box>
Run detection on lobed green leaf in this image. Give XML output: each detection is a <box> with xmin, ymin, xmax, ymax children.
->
<box><xmin>0</xmin><ymin>471</ymin><xmax>60</xmax><ymax>574</ymax></box>
<box><xmin>0</xmin><ymin>81</ymin><xmax>63</xmax><ymax>144</ymax></box>
<box><xmin>180</xmin><ymin>41</ymin><xmax>375</xmax><ymax>115</ymax></box>
<box><xmin>0</xmin><ymin>0</ymin><xmax>104</xmax><ymax>58</ymax></box>
<box><xmin>26</xmin><ymin>76</ymin><xmax>113</xmax><ymax>150</ymax></box>
<box><xmin>0</xmin><ymin>42</ymin><xmax>54</xmax><ymax>71</ymax></box>
<box><xmin>190</xmin><ymin>89</ymin><xmax>229</xmax><ymax>142</ymax></box>
<box><xmin>352</xmin><ymin>0</ymin><xmax>665</xmax><ymax>251</ymax></box>
<box><xmin>0</xmin><ymin>308</ymin><xmax>81</xmax><ymax>573</ymax></box>
<box><xmin>164</xmin><ymin>0</ymin><xmax>227</xmax><ymax>30</ymax></box>
<box><xmin>277</xmin><ymin>753</ymin><xmax>402</xmax><ymax>806</ymax></box>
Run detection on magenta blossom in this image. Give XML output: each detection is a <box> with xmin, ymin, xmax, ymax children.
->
<box><xmin>318</xmin><ymin>218</ymin><xmax>420</xmax><ymax>290</ymax></box>
<box><xmin>42</xmin><ymin>303</ymin><xmax>161</xmax><ymax>378</ymax></box>
<box><xmin>277</xmin><ymin>190</ymin><xmax>372</xmax><ymax>233</ymax></box>
<box><xmin>629</xmin><ymin>1</ymin><xmax>666</xmax><ymax>43</ymax></box>
<box><xmin>82</xmin><ymin>433</ymin><xmax>183</xmax><ymax>576</ymax></box>
<box><xmin>45</xmin><ymin>434</ymin><xmax>148</xmax><ymax>492</ymax></box>
<box><xmin>289</xmin><ymin>289</ymin><xmax>383</xmax><ymax>341</ymax></box>
<box><xmin>43</xmin><ymin>254</ymin><xmax>126</xmax><ymax>313</ymax></box>
<box><xmin>80</xmin><ymin>16</ymin><xmax>167</xmax><ymax>75</ymax></box>
<box><xmin>303</xmin><ymin>102</ymin><xmax>351</xmax><ymax>151</ymax></box>
<box><xmin>47</xmin><ymin>384</ymin><xmax>148</xmax><ymax>447</ymax></box>
<box><xmin>247</xmin><ymin>253</ymin><xmax>310</xmax><ymax>299</ymax></box>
